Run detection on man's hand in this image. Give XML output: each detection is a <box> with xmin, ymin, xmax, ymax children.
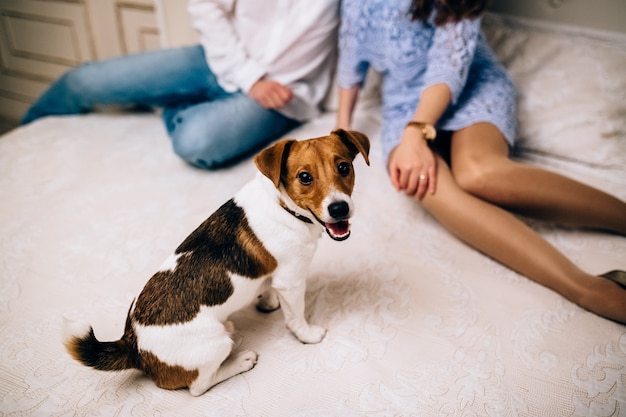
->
<box><xmin>248</xmin><ymin>79</ymin><xmax>294</xmax><ymax>109</ymax></box>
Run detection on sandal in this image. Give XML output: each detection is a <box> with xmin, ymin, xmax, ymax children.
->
<box><xmin>600</xmin><ymin>270</ymin><xmax>626</xmax><ymax>289</ymax></box>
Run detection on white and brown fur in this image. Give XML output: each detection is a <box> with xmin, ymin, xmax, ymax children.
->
<box><xmin>63</xmin><ymin>129</ymin><xmax>370</xmax><ymax>396</ymax></box>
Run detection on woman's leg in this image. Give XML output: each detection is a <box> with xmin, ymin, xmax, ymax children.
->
<box><xmin>418</xmin><ymin>125</ymin><xmax>626</xmax><ymax>323</ymax></box>
<box><xmin>162</xmin><ymin>93</ymin><xmax>301</xmax><ymax>169</ymax></box>
<box><xmin>22</xmin><ymin>45</ymin><xmax>221</xmax><ymax>124</ymax></box>
<box><xmin>449</xmin><ymin>123</ymin><xmax>626</xmax><ymax>235</ymax></box>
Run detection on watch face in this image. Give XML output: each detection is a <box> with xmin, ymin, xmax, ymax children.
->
<box><xmin>423</xmin><ymin>124</ymin><xmax>436</xmax><ymax>140</ymax></box>
<box><xmin>407</xmin><ymin>121</ymin><xmax>436</xmax><ymax>140</ymax></box>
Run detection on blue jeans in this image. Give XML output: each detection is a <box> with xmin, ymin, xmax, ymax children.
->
<box><xmin>22</xmin><ymin>45</ymin><xmax>301</xmax><ymax>168</ymax></box>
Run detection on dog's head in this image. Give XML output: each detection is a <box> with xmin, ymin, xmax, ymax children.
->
<box><xmin>254</xmin><ymin>129</ymin><xmax>370</xmax><ymax>241</ymax></box>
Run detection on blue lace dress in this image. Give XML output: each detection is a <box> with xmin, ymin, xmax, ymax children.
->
<box><xmin>337</xmin><ymin>0</ymin><xmax>517</xmax><ymax>160</ymax></box>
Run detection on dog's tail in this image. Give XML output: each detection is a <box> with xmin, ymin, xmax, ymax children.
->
<box><xmin>63</xmin><ymin>304</ymin><xmax>139</xmax><ymax>372</ymax></box>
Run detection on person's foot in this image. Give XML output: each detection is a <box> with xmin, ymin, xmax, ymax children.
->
<box><xmin>575</xmin><ymin>272</ymin><xmax>626</xmax><ymax>324</ymax></box>
<box><xmin>600</xmin><ymin>270</ymin><xmax>626</xmax><ymax>289</ymax></box>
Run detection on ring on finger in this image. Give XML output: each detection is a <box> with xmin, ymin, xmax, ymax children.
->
<box><xmin>419</xmin><ymin>174</ymin><xmax>428</xmax><ymax>181</ymax></box>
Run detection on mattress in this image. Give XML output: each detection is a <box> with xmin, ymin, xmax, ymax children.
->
<box><xmin>0</xmin><ymin>13</ymin><xmax>625</xmax><ymax>417</ymax></box>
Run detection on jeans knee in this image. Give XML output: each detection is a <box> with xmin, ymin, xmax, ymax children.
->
<box><xmin>171</xmin><ymin>133</ymin><xmax>218</xmax><ymax>169</ymax></box>
<box><xmin>164</xmin><ymin>98</ymin><xmax>296</xmax><ymax>170</ymax></box>
<box><xmin>58</xmin><ymin>65</ymin><xmax>95</xmax><ymax>96</ymax></box>
<box><xmin>169</xmin><ymin>122</ymin><xmax>225</xmax><ymax>169</ymax></box>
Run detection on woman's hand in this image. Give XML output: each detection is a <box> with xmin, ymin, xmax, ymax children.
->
<box><xmin>388</xmin><ymin>128</ymin><xmax>437</xmax><ymax>200</ymax></box>
<box><xmin>388</xmin><ymin>82</ymin><xmax>450</xmax><ymax>199</ymax></box>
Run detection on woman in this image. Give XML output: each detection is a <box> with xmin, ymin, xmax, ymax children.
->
<box><xmin>336</xmin><ymin>0</ymin><xmax>626</xmax><ymax>323</ymax></box>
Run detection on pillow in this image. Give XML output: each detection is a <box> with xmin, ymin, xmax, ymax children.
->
<box><xmin>482</xmin><ymin>14</ymin><xmax>626</xmax><ymax>168</ymax></box>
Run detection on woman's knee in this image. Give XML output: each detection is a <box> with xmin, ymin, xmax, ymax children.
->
<box><xmin>451</xmin><ymin>156</ymin><xmax>504</xmax><ymax>198</ymax></box>
<box><xmin>449</xmin><ymin>124</ymin><xmax>513</xmax><ymax>197</ymax></box>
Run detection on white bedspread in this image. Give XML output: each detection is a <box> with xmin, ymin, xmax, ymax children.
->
<box><xmin>1</xmin><ymin>14</ymin><xmax>625</xmax><ymax>417</ymax></box>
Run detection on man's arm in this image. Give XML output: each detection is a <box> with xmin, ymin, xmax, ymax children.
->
<box><xmin>187</xmin><ymin>0</ymin><xmax>266</xmax><ymax>93</ymax></box>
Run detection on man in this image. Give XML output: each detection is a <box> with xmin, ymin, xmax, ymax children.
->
<box><xmin>23</xmin><ymin>0</ymin><xmax>340</xmax><ymax>169</ymax></box>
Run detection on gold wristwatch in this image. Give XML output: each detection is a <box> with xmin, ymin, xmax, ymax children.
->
<box><xmin>406</xmin><ymin>121</ymin><xmax>437</xmax><ymax>140</ymax></box>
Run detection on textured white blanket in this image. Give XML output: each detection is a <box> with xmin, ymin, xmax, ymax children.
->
<box><xmin>0</xmin><ymin>15</ymin><xmax>625</xmax><ymax>417</ymax></box>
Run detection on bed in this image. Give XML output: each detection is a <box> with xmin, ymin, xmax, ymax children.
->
<box><xmin>1</xmin><ymin>4</ymin><xmax>625</xmax><ymax>416</ymax></box>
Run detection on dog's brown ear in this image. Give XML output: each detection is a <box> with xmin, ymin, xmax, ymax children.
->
<box><xmin>332</xmin><ymin>129</ymin><xmax>370</xmax><ymax>166</ymax></box>
<box><xmin>254</xmin><ymin>139</ymin><xmax>295</xmax><ymax>188</ymax></box>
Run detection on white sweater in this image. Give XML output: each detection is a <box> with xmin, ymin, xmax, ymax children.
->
<box><xmin>188</xmin><ymin>0</ymin><xmax>340</xmax><ymax>121</ymax></box>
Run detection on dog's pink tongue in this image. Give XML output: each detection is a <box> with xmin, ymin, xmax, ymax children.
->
<box><xmin>326</xmin><ymin>220</ymin><xmax>350</xmax><ymax>240</ymax></box>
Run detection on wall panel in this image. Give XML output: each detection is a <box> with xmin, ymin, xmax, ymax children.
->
<box><xmin>0</xmin><ymin>0</ymin><xmax>159</xmax><ymax>133</ymax></box>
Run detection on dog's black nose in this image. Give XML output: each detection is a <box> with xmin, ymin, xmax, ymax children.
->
<box><xmin>328</xmin><ymin>201</ymin><xmax>350</xmax><ymax>219</ymax></box>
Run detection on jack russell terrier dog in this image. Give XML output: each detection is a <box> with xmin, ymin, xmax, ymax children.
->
<box><xmin>63</xmin><ymin>129</ymin><xmax>370</xmax><ymax>396</ymax></box>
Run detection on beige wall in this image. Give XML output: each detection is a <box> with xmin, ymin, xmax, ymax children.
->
<box><xmin>489</xmin><ymin>0</ymin><xmax>626</xmax><ymax>34</ymax></box>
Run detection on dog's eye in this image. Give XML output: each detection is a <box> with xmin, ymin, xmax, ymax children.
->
<box><xmin>338</xmin><ymin>162</ymin><xmax>351</xmax><ymax>177</ymax></box>
<box><xmin>298</xmin><ymin>172</ymin><xmax>313</xmax><ymax>185</ymax></box>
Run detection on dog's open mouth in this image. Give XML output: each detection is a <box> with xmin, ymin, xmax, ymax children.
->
<box><xmin>324</xmin><ymin>220</ymin><xmax>351</xmax><ymax>241</ymax></box>
<box><xmin>308</xmin><ymin>209</ymin><xmax>352</xmax><ymax>241</ymax></box>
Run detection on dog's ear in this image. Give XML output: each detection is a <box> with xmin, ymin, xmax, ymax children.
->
<box><xmin>332</xmin><ymin>129</ymin><xmax>370</xmax><ymax>166</ymax></box>
<box><xmin>254</xmin><ymin>139</ymin><xmax>295</xmax><ymax>188</ymax></box>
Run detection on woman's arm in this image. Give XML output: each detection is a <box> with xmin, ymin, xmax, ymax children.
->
<box><xmin>423</xmin><ymin>18</ymin><xmax>481</xmax><ymax>104</ymax></box>
<box><xmin>389</xmin><ymin>17</ymin><xmax>480</xmax><ymax>199</ymax></box>
<box><xmin>388</xmin><ymin>83</ymin><xmax>451</xmax><ymax>200</ymax></box>
<box><xmin>336</xmin><ymin>84</ymin><xmax>360</xmax><ymax>130</ymax></box>
<box><xmin>335</xmin><ymin>0</ymin><xmax>369</xmax><ymax>130</ymax></box>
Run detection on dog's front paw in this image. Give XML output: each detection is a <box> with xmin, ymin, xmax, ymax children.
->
<box><xmin>293</xmin><ymin>325</ymin><xmax>327</xmax><ymax>344</ymax></box>
<box><xmin>256</xmin><ymin>288</ymin><xmax>280</xmax><ymax>313</ymax></box>
<box><xmin>233</xmin><ymin>350</ymin><xmax>258</xmax><ymax>373</ymax></box>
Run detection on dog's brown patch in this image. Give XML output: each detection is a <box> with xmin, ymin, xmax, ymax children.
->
<box><xmin>141</xmin><ymin>350</ymin><xmax>199</xmax><ymax>390</ymax></box>
<box><xmin>132</xmin><ymin>199</ymin><xmax>277</xmax><ymax>326</ymax></box>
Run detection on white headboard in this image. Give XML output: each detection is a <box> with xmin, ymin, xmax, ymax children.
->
<box><xmin>153</xmin><ymin>0</ymin><xmax>626</xmax><ymax>48</ymax></box>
